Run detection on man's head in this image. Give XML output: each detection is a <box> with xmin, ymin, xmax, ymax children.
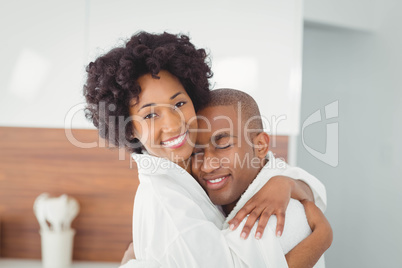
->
<box><xmin>191</xmin><ymin>88</ymin><xmax>270</xmax><ymax>214</ymax></box>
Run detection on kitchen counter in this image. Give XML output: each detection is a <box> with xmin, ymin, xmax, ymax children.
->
<box><xmin>0</xmin><ymin>259</ymin><xmax>120</xmax><ymax>268</ymax></box>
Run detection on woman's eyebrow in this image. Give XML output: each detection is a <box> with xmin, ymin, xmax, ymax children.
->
<box><xmin>170</xmin><ymin>92</ymin><xmax>183</xmax><ymax>100</ymax></box>
<box><xmin>138</xmin><ymin>103</ymin><xmax>156</xmax><ymax>112</ymax></box>
<box><xmin>137</xmin><ymin>92</ymin><xmax>183</xmax><ymax>112</ymax></box>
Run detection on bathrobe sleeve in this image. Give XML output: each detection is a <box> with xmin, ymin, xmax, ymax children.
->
<box><xmin>281</xmin><ymin>166</ymin><xmax>327</xmax><ymax>212</ymax></box>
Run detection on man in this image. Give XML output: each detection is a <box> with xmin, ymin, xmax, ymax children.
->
<box><xmin>190</xmin><ymin>88</ymin><xmax>331</xmax><ymax>267</ymax></box>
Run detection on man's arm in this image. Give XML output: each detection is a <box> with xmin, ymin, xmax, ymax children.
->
<box><xmin>285</xmin><ymin>200</ymin><xmax>333</xmax><ymax>268</ymax></box>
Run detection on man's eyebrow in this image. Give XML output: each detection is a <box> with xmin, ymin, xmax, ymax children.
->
<box><xmin>137</xmin><ymin>92</ymin><xmax>183</xmax><ymax>112</ymax></box>
<box><xmin>212</xmin><ymin>132</ymin><xmax>236</xmax><ymax>142</ymax></box>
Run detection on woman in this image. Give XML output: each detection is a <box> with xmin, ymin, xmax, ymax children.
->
<box><xmin>84</xmin><ymin>31</ymin><xmax>331</xmax><ymax>267</ymax></box>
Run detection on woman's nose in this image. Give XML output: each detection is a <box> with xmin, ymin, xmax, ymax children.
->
<box><xmin>161</xmin><ymin>108</ymin><xmax>183</xmax><ymax>133</ymax></box>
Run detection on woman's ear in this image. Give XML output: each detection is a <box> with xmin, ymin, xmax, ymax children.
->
<box><xmin>253</xmin><ymin>132</ymin><xmax>270</xmax><ymax>159</ymax></box>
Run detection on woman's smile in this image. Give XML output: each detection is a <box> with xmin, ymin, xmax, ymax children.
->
<box><xmin>161</xmin><ymin>131</ymin><xmax>188</xmax><ymax>149</ymax></box>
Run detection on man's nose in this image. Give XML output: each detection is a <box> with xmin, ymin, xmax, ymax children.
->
<box><xmin>200</xmin><ymin>151</ymin><xmax>219</xmax><ymax>173</ymax></box>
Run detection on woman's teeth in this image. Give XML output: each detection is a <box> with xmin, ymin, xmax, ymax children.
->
<box><xmin>162</xmin><ymin>132</ymin><xmax>186</xmax><ymax>147</ymax></box>
<box><xmin>209</xmin><ymin>177</ymin><xmax>225</xmax><ymax>184</ymax></box>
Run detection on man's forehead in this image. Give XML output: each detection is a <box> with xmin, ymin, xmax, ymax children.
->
<box><xmin>195</xmin><ymin>130</ymin><xmax>235</xmax><ymax>146</ymax></box>
<box><xmin>197</xmin><ymin>105</ymin><xmax>239</xmax><ymax>126</ymax></box>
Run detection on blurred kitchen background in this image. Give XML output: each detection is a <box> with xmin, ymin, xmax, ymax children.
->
<box><xmin>0</xmin><ymin>0</ymin><xmax>401</xmax><ymax>267</ymax></box>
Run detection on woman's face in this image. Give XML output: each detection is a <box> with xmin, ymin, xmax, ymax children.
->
<box><xmin>130</xmin><ymin>70</ymin><xmax>197</xmax><ymax>168</ymax></box>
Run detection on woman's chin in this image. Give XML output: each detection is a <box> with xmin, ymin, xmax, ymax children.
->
<box><xmin>147</xmin><ymin>144</ymin><xmax>193</xmax><ymax>165</ymax></box>
<box><xmin>167</xmin><ymin>145</ymin><xmax>193</xmax><ymax>164</ymax></box>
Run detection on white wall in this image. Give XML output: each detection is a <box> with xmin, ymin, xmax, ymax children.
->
<box><xmin>304</xmin><ymin>0</ymin><xmax>385</xmax><ymax>31</ymax></box>
<box><xmin>298</xmin><ymin>0</ymin><xmax>402</xmax><ymax>266</ymax></box>
<box><xmin>0</xmin><ymin>0</ymin><xmax>303</xmax><ymax>136</ymax></box>
<box><xmin>87</xmin><ymin>0</ymin><xmax>303</xmax><ymax>135</ymax></box>
<box><xmin>0</xmin><ymin>0</ymin><xmax>90</xmax><ymax>129</ymax></box>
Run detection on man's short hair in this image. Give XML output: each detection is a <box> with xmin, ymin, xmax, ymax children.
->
<box><xmin>201</xmin><ymin>88</ymin><xmax>263</xmax><ymax>136</ymax></box>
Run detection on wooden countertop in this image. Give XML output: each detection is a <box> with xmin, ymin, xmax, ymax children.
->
<box><xmin>0</xmin><ymin>258</ymin><xmax>120</xmax><ymax>268</ymax></box>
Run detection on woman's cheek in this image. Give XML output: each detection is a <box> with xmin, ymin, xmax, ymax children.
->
<box><xmin>133</xmin><ymin>122</ymin><xmax>149</xmax><ymax>147</ymax></box>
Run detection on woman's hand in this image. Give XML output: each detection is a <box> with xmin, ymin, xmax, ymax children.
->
<box><xmin>228</xmin><ymin>175</ymin><xmax>314</xmax><ymax>239</ymax></box>
<box><xmin>228</xmin><ymin>176</ymin><xmax>292</xmax><ymax>239</ymax></box>
<box><xmin>121</xmin><ymin>242</ymin><xmax>136</xmax><ymax>266</ymax></box>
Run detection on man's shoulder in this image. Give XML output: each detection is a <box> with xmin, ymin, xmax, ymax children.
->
<box><xmin>276</xmin><ymin>199</ymin><xmax>311</xmax><ymax>254</ymax></box>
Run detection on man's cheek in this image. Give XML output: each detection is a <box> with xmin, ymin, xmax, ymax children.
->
<box><xmin>219</xmin><ymin>155</ymin><xmax>233</xmax><ymax>167</ymax></box>
<box><xmin>191</xmin><ymin>156</ymin><xmax>202</xmax><ymax>170</ymax></box>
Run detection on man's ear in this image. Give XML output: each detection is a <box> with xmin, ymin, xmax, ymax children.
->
<box><xmin>253</xmin><ymin>132</ymin><xmax>270</xmax><ymax>159</ymax></box>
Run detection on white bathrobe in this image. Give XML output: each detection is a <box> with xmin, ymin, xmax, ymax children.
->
<box><xmin>223</xmin><ymin>153</ymin><xmax>326</xmax><ymax>267</ymax></box>
<box><xmin>120</xmin><ymin>152</ymin><xmax>327</xmax><ymax>268</ymax></box>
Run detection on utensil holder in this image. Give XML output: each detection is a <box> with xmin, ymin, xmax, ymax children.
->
<box><xmin>40</xmin><ymin>229</ymin><xmax>75</xmax><ymax>268</ymax></box>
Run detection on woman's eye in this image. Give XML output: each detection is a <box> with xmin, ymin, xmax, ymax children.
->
<box><xmin>144</xmin><ymin>113</ymin><xmax>157</xmax><ymax>120</ymax></box>
<box><xmin>174</xmin><ymin>101</ymin><xmax>186</xmax><ymax>109</ymax></box>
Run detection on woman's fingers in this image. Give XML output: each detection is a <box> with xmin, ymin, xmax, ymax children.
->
<box><xmin>274</xmin><ymin>210</ymin><xmax>286</xmax><ymax>237</ymax></box>
<box><xmin>239</xmin><ymin>208</ymin><xmax>263</xmax><ymax>239</ymax></box>
<box><xmin>228</xmin><ymin>203</ymin><xmax>288</xmax><ymax>240</ymax></box>
<box><xmin>254</xmin><ymin>210</ymin><xmax>272</xmax><ymax>239</ymax></box>
<box><xmin>253</xmin><ymin>208</ymin><xmax>286</xmax><ymax>239</ymax></box>
<box><xmin>228</xmin><ymin>203</ymin><xmax>256</xmax><ymax>231</ymax></box>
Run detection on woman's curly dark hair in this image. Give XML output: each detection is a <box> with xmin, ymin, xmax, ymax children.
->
<box><xmin>83</xmin><ymin>31</ymin><xmax>212</xmax><ymax>153</ymax></box>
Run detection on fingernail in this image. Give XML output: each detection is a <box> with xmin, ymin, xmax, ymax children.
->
<box><xmin>276</xmin><ymin>231</ymin><xmax>282</xmax><ymax>237</ymax></box>
<box><xmin>229</xmin><ymin>224</ymin><xmax>235</xmax><ymax>231</ymax></box>
<box><xmin>255</xmin><ymin>232</ymin><xmax>261</xmax><ymax>240</ymax></box>
<box><xmin>241</xmin><ymin>232</ymin><xmax>247</xmax><ymax>240</ymax></box>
